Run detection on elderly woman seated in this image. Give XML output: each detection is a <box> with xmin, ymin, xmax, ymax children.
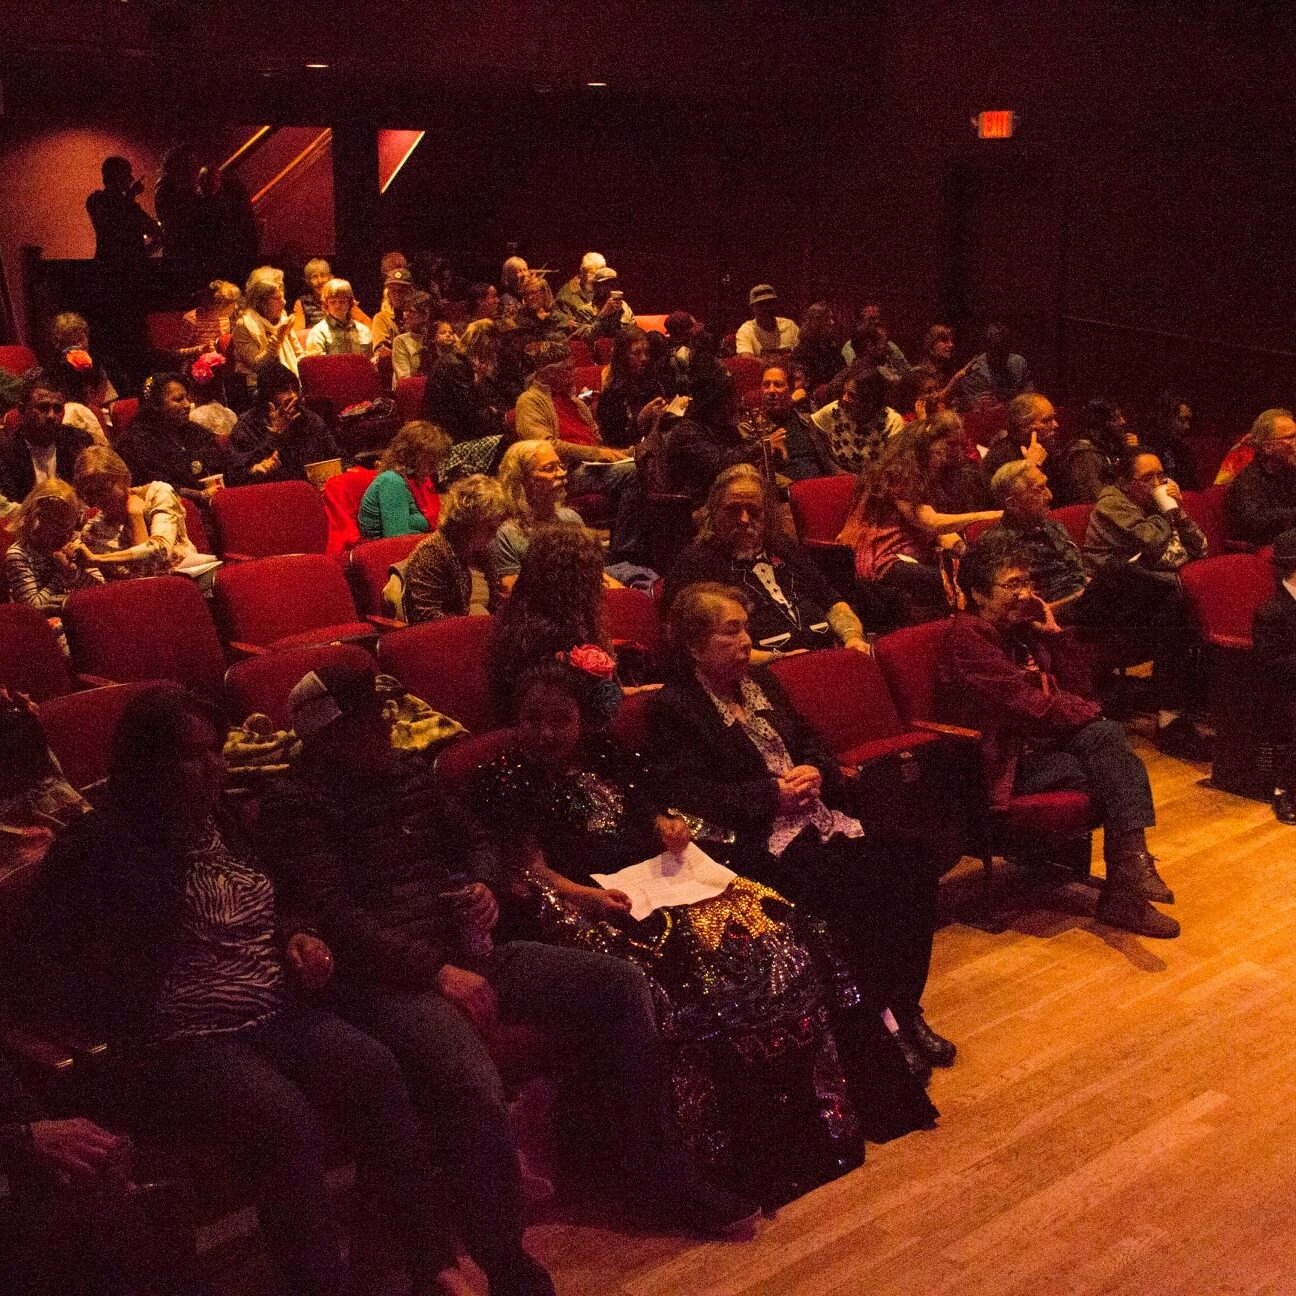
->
<box><xmin>645</xmin><ymin>581</ymin><xmax>952</xmax><ymax>1080</ymax></box>
<box><xmin>937</xmin><ymin>533</ymin><xmax>1179</xmax><ymax>939</ymax></box>
<box><xmin>663</xmin><ymin>464</ymin><xmax>871</xmax><ymax>664</ymax></box>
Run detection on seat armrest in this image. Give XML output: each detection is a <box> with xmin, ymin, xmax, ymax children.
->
<box><xmin>219</xmin><ymin>552</ymin><xmax>257</xmax><ymax>563</ymax></box>
<box><xmin>1206</xmin><ymin>633</ymin><xmax>1252</xmax><ymax>651</ymax></box>
<box><xmin>366</xmin><ymin>615</ymin><xmax>405</xmax><ymax>632</ymax></box>
<box><xmin>226</xmin><ymin>641</ymin><xmax>268</xmax><ymax>658</ymax></box>
<box><xmin>1222</xmin><ymin>539</ymin><xmax>1257</xmax><ymax>553</ymax></box>
<box><xmin>0</xmin><ymin>1025</ymin><xmax>74</xmax><ymax>1073</ymax></box>
<box><xmin>913</xmin><ymin>719</ymin><xmax>982</xmax><ymax>741</ymax></box>
<box><xmin>73</xmin><ymin>672</ymin><xmax>117</xmax><ymax>689</ymax></box>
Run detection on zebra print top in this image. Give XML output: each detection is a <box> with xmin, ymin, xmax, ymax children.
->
<box><xmin>152</xmin><ymin>823</ymin><xmax>290</xmax><ymax>1042</ymax></box>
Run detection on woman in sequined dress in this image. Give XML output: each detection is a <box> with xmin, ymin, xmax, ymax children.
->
<box><xmin>469</xmin><ymin>655</ymin><xmax>935</xmax><ymax>1208</ymax></box>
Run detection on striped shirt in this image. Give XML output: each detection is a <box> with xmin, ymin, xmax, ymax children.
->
<box><xmin>153</xmin><ymin>824</ymin><xmax>289</xmax><ymax>1042</ymax></box>
<box><xmin>4</xmin><ymin>543</ymin><xmax>102</xmax><ymax>611</ymax></box>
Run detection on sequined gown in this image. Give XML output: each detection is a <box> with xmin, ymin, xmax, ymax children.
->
<box><xmin>470</xmin><ymin>736</ymin><xmax>936</xmax><ymax>1207</ymax></box>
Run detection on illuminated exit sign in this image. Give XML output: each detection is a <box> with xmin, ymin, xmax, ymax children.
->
<box><xmin>974</xmin><ymin>111</ymin><xmax>1016</xmax><ymax>139</ymax></box>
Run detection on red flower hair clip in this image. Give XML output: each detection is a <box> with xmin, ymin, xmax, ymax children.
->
<box><xmin>190</xmin><ymin>352</ymin><xmax>226</xmax><ymax>384</ymax></box>
<box><xmin>558</xmin><ymin>644</ymin><xmax>616</xmax><ymax>680</ymax></box>
<box><xmin>64</xmin><ymin>348</ymin><xmax>93</xmax><ymax>372</ymax></box>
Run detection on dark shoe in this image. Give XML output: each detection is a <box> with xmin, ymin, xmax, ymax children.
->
<box><xmin>898</xmin><ymin>1011</ymin><xmax>957</xmax><ymax>1067</ymax></box>
<box><xmin>670</xmin><ymin>1181</ymin><xmax>761</xmax><ymax>1237</ymax></box>
<box><xmin>892</xmin><ymin>1027</ymin><xmax>933</xmax><ymax>1085</ymax></box>
<box><xmin>1122</xmin><ymin>849</ymin><xmax>1175</xmax><ymax>905</ymax></box>
<box><xmin>1096</xmin><ymin>886</ymin><xmax>1180</xmax><ymax>939</ymax></box>
<box><xmin>1275</xmin><ymin>789</ymin><xmax>1296</xmax><ymax>825</ymax></box>
<box><xmin>1156</xmin><ymin>717</ymin><xmax>1212</xmax><ymax>763</ymax></box>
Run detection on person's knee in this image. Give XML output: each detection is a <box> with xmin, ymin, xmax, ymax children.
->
<box><xmin>1078</xmin><ymin>717</ymin><xmax>1129</xmax><ymax>754</ymax></box>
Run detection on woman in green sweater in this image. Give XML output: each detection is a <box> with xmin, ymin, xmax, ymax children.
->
<box><xmin>358</xmin><ymin>420</ymin><xmax>451</xmax><ymax>539</ymax></box>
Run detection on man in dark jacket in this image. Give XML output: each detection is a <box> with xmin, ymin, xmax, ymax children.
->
<box><xmin>263</xmin><ymin>661</ymin><xmax>756</xmax><ymax>1294</ymax></box>
<box><xmin>1225</xmin><ymin>407</ymin><xmax>1296</xmax><ymax>546</ymax></box>
<box><xmin>1251</xmin><ymin>529</ymin><xmax>1296</xmax><ymax>824</ymax></box>
<box><xmin>0</xmin><ymin>369</ymin><xmax>95</xmax><ymax>508</ymax></box>
<box><xmin>939</xmin><ymin>533</ymin><xmax>1178</xmax><ymax>939</ymax></box>
<box><xmin>226</xmin><ymin>361</ymin><xmax>341</xmax><ymax>486</ymax></box>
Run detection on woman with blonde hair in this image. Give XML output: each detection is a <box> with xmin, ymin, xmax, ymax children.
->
<box><xmin>179</xmin><ymin>279</ymin><xmax>241</xmax><ymax>360</ymax></box>
<box><xmin>73</xmin><ymin>446</ymin><xmax>214</xmax><ymax>580</ymax></box>
<box><xmin>232</xmin><ymin>275</ymin><xmax>301</xmax><ymax>381</ymax></box>
<box><xmin>357</xmin><ymin>420</ymin><xmax>451</xmax><ymax>540</ymax></box>
<box><xmin>401</xmin><ymin>474</ymin><xmax>509</xmax><ymax>623</ymax></box>
<box><xmin>4</xmin><ymin>479</ymin><xmax>102</xmax><ymax>627</ymax></box>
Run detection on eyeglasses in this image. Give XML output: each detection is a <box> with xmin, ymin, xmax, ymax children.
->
<box><xmin>993</xmin><ymin>576</ymin><xmax>1034</xmax><ymax>593</ymax></box>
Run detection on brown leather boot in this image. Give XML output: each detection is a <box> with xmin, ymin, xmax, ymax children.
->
<box><xmin>1096</xmin><ymin>849</ymin><xmax>1180</xmax><ymax>938</ymax></box>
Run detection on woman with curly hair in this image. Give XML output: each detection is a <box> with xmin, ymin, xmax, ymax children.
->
<box><xmin>357</xmin><ymin>420</ymin><xmax>451</xmax><ymax>540</ymax></box>
<box><xmin>837</xmin><ymin>410</ymin><xmax>1000</xmax><ymax>625</ymax></box>
<box><xmin>486</xmin><ymin>523</ymin><xmax>610</xmax><ymax>716</ymax></box>
<box><xmin>401</xmin><ymin>474</ymin><xmax>509</xmax><ymax>624</ymax></box>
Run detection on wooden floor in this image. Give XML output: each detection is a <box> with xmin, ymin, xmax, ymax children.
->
<box><xmin>525</xmin><ymin>739</ymin><xmax>1296</xmax><ymax>1296</ymax></box>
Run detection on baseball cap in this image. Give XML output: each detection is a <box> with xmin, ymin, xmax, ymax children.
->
<box><xmin>384</xmin><ymin>267</ymin><xmax>415</xmax><ymax>288</ymax></box>
<box><xmin>288</xmin><ymin>659</ymin><xmax>381</xmax><ymax>740</ymax></box>
<box><xmin>593</xmin><ymin>267</ymin><xmax>619</xmax><ymax>284</ymax></box>
<box><xmin>748</xmin><ymin>283</ymin><xmax>777</xmax><ymax>306</ymax></box>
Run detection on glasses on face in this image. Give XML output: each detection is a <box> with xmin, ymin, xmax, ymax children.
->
<box><xmin>1134</xmin><ymin>469</ymin><xmax>1167</xmax><ymax>484</ymax></box>
<box><xmin>994</xmin><ymin>576</ymin><xmax>1034</xmax><ymax>594</ymax></box>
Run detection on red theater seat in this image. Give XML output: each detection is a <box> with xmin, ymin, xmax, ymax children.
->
<box><xmin>298</xmin><ymin>353</ymin><xmax>382</xmax><ymax>416</ymax></box>
<box><xmin>349</xmin><ymin>533</ymin><xmax>423</xmax><ymax>619</ymax></box>
<box><xmin>213</xmin><ymin>554</ymin><xmax>374</xmax><ymax>654</ymax></box>
<box><xmin>62</xmin><ymin>576</ymin><xmax>227</xmax><ymax>698</ymax></box>
<box><xmin>394</xmin><ymin>375</ymin><xmax>427</xmax><ymax>424</ymax></box>
<box><xmin>721</xmin><ymin>355</ymin><xmax>764</xmax><ymax>398</ymax></box>
<box><xmin>376</xmin><ymin>616</ymin><xmax>495</xmax><ymax>732</ymax></box>
<box><xmin>322</xmin><ymin>466</ymin><xmax>380</xmax><ymax>555</ymax></box>
<box><xmin>39</xmin><ymin>681</ymin><xmax>163</xmax><ymax>796</ymax></box>
<box><xmin>181</xmin><ymin>497</ymin><xmax>212</xmax><ymax>554</ymax></box>
<box><xmin>0</xmin><ymin>345</ymin><xmax>37</xmax><ymax>375</ymax></box>
<box><xmin>789</xmin><ymin>475</ymin><xmax>856</xmax><ymax>544</ymax></box>
<box><xmin>211</xmin><ymin>481</ymin><xmax>329</xmax><ymax>561</ymax></box>
<box><xmin>225</xmin><ymin>643</ymin><xmax>377</xmax><ymax>730</ymax></box>
<box><xmin>0</xmin><ymin>604</ymin><xmax>74</xmax><ymax>700</ymax></box>
<box><xmin>1050</xmin><ymin>503</ymin><xmax>1093</xmax><ymax>549</ymax></box>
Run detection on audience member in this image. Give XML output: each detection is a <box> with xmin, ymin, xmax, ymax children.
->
<box><xmin>421</xmin><ymin>320</ymin><xmax>509</xmax><ymax>465</ymax></box>
<box><xmin>85</xmin><ymin>155</ymin><xmax>158</xmax><ymax>267</ymax></box>
<box><xmin>358</xmin><ymin>420</ymin><xmax>450</xmax><ymax>540</ymax></box>
<box><xmin>493</xmin><ymin>439</ymin><xmax>585</xmax><ymax>580</ymax></box>
<box><xmin>838</xmin><ymin>413</ymin><xmax>1001</xmax><ymax>625</ymax></box>
<box><xmin>231</xmin><ymin>276</ymin><xmax>301</xmax><ymax>381</ymax></box>
<box><xmin>0</xmin><ymin>370</ymin><xmax>96</xmax><ymax>517</ymax></box>
<box><xmin>29</xmin><ymin>686</ymin><xmax>470</xmax><ymax>1295</ymax></box>
<box><xmin>597</xmin><ymin>327</ymin><xmax>666</xmax><ymax>449</ymax></box>
<box><xmin>1084</xmin><ymin>449</ymin><xmax>1209</xmax><ymax>758</ymax></box>
<box><xmin>499</xmin><ymin>255</ymin><xmax>530</xmax><ymax>322</ymax></box>
<box><xmin>114</xmin><ymin>371</ymin><xmax>228</xmax><ymax>503</ymax></box>
<box><xmin>789</xmin><ymin>302</ymin><xmax>840</xmax><ymax>391</ymax></box>
<box><xmin>739</xmin><ymin>364</ymin><xmax>832</xmax><ymax>481</ymax></box>
<box><xmin>370</xmin><ymin>267</ymin><xmax>417</xmax><ymax>356</ymax></box>
<box><xmin>553</xmin><ymin>253</ymin><xmax>631</xmax><ymax>340</ymax></box>
<box><xmin>665</xmin><ymin>464</ymin><xmax>869</xmax><ymax>660</ymax></box>
<box><xmin>304</xmin><ymin>279</ymin><xmax>373</xmax><ymax>357</ymax></box>
<box><xmin>291</xmin><ymin>257</ymin><xmax>333</xmax><ymax>330</ymax></box>
<box><xmin>227</xmin><ymin>362</ymin><xmax>341</xmax><ymax>486</ymax></box>
<box><xmin>1225</xmin><ymin>407</ymin><xmax>1296</xmax><ymax>547</ymax></box>
<box><xmin>649</xmin><ymin>582</ymin><xmax>952</xmax><ymax>1079</ymax></box>
<box><xmin>953</xmin><ymin>322</ymin><xmax>1033</xmax><ymax>410</ymax></box>
<box><xmin>178</xmin><ymin>279</ymin><xmax>241</xmax><ymax>362</ymax></box>
<box><xmin>1050</xmin><ymin>397</ymin><xmax>1137</xmax><ymax>506</ymax></box>
<box><xmin>940</xmin><ymin>535</ymin><xmax>1179</xmax><ymax>937</ymax></box>
<box><xmin>391</xmin><ymin>291</ymin><xmax>433</xmax><ymax>383</ymax></box>
<box><xmin>187</xmin><ymin>353</ymin><xmax>239</xmax><ymax>442</ymax></box>
<box><xmin>1252</xmin><ymin>529</ymin><xmax>1296</xmax><ymax>825</ymax></box>
<box><xmin>402</xmin><ymin>474</ymin><xmax>508</xmax><ymax>623</ymax></box>
<box><xmin>663</xmin><ymin>374</ymin><xmax>767</xmax><ymax>505</ymax></box>
<box><xmin>915</xmin><ymin>324</ymin><xmax>956</xmax><ymax>387</ymax></box>
<box><xmin>153</xmin><ymin>144</ymin><xmax>203</xmax><ymax>279</ymax></box>
<box><xmin>514</xmin><ymin>272</ymin><xmax>568</xmax><ymax>353</ymax></box>
<box><xmin>74</xmin><ymin>445</ymin><xmax>212</xmax><ymax>580</ymax></box>
<box><xmin>810</xmin><ymin>368</ymin><xmax>905</xmax><ymax>475</ymax></box>
<box><xmin>841</xmin><ymin>311</ymin><xmax>913</xmax><ymax>395</ymax></box>
<box><xmin>982</xmin><ymin>392</ymin><xmax>1060</xmax><ymax>479</ymax></box>
<box><xmin>3</xmin><ymin>480</ymin><xmax>103</xmax><ymax>637</ymax></box>
<box><xmin>45</xmin><ymin>311</ymin><xmax>119</xmax><ymax>426</ymax></box>
<box><xmin>466</xmin><ymin>282</ymin><xmax>502</xmax><ymax>322</ymax></box>
<box><xmin>1143</xmin><ymin>390</ymin><xmax>1199</xmax><ymax>491</ymax></box>
<box><xmin>735</xmin><ymin>285</ymin><xmax>799</xmax><ymax>356</ymax></box>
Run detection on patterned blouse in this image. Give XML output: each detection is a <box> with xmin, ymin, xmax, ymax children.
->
<box><xmin>152</xmin><ymin>823</ymin><xmax>290</xmax><ymax>1042</ymax></box>
<box><xmin>703</xmin><ymin>676</ymin><xmax>863</xmax><ymax>858</ymax></box>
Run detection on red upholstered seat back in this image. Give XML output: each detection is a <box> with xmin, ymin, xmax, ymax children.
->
<box><xmin>874</xmin><ymin>619</ymin><xmax>950</xmax><ymax>725</ymax></box>
<box><xmin>609</xmin><ymin>688</ymin><xmax>655</xmax><ymax>753</ymax></box>
<box><xmin>963</xmin><ymin>403</ymin><xmax>1008</xmax><ymax>448</ymax></box>
<box><xmin>434</xmin><ymin>728</ymin><xmax>517</xmax><ymax>794</ymax></box>
<box><xmin>39</xmin><ymin>681</ymin><xmax>163</xmax><ymax>794</ymax></box>
<box><xmin>567</xmin><ymin>339</ymin><xmax>594</xmax><ymax>367</ymax></box>
<box><xmin>603</xmin><ymin>586</ymin><xmax>661</xmax><ymax>658</ymax></box>
<box><xmin>1050</xmin><ymin>503</ymin><xmax>1093</xmax><ymax>549</ymax></box>
<box><xmin>0</xmin><ymin>604</ymin><xmax>74</xmax><ymax>700</ymax></box>
<box><xmin>225</xmin><ymin>642</ymin><xmax>376</xmax><ymax>730</ymax></box>
<box><xmin>145</xmin><ymin>310</ymin><xmax>189</xmax><ymax>354</ymax></box>
<box><xmin>322</xmin><ymin>467</ymin><xmax>379</xmax><ymax>555</ymax></box>
<box><xmin>789</xmin><ymin>475</ymin><xmax>856</xmax><ymax>544</ymax></box>
<box><xmin>633</xmin><ymin>315</ymin><xmax>669</xmax><ymax>335</ymax></box>
<box><xmin>1181</xmin><ymin>550</ymin><xmax>1276</xmax><ymax>650</ymax></box>
<box><xmin>0</xmin><ymin>345</ymin><xmax>38</xmax><ymax>375</ymax></box>
<box><xmin>211</xmin><ymin>481</ymin><xmax>329</xmax><ymax>558</ymax></box>
<box><xmin>393</xmin><ymin>376</ymin><xmax>427</xmax><ymax>424</ymax></box>
<box><xmin>63</xmin><ymin>576</ymin><xmax>227</xmax><ymax>698</ymax></box>
<box><xmin>721</xmin><ymin>354</ymin><xmax>764</xmax><ymax>398</ymax></box>
<box><xmin>767</xmin><ymin>647</ymin><xmax>905</xmax><ymax>756</ymax></box>
<box><xmin>108</xmin><ymin>397</ymin><xmax>139</xmax><ymax>439</ymax></box>
<box><xmin>376</xmin><ymin>615</ymin><xmax>495</xmax><ymax>732</ymax></box>
<box><xmin>213</xmin><ymin>554</ymin><xmax>364</xmax><ymax>650</ymax></box>
<box><xmin>349</xmin><ymin>534</ymin><xmax>422</xmax><ymax>617</ymax></box>
<box><xmin>1179</xmin><ymin>485</ymin><xmax>1230</xmax><ymax>553</ymax></box>
<box><xmin>298</xmin><ymin>353</ymin><xmax>382</xmax><ymax>412</ymax></box>
<box><xmin>572</xmin><ymin>364</ymin><xmax>604</xmax><ymax>395</ymax></box>
<box><xmin>180</xmin><ymin>497</ymin><xmax>212</xmax><ymax>554</ymax></box>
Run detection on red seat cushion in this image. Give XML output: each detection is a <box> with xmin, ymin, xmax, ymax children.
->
<box><xmin>0</xmin><ymin>604</ymin><xmax>74</xmax><ymax>701</ymax></box>
<box><xmin>998</xmin><ymin>790</ymin><xmax>1095</xmax><ymax>836</ymax></box>
<box><xmin>789</xmin><ymin>476</ymin><xmax>857</xmax><ymax>544</ymax></box>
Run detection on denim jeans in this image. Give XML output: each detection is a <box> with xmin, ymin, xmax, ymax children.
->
<box><xmin>333</xmin><ymin>938</ymin><xmax>697</xmax><ymax>1265</ymax></box>
<box><xmin>1015</xmin><ymin>717</ymin><xmax>1156</xmax><ymax>838</ymax></box>
<box><xmin>149</xmin><ymin>1006</ymin><xmax>453</xmax><ymax>1296</ymax></box>
<box><xmin>569</xmin><ymin>458</ymin><xmax>646</xmax><ymax>562</ymax></box>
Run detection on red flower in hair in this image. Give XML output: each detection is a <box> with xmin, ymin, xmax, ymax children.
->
<box><xmin>562</xmin><ymin>644</ymin><xmax>616</xmax><ymax>680</ymax></box>
<box><xmin>190</xmin><ymin>352</ymin><xmax>226</xmax><ymax>384</ymax></box>
<box><xmin>64</xmin><ymin>348</ymin><xmax>93</xmax><ymax>371</ymax></box>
